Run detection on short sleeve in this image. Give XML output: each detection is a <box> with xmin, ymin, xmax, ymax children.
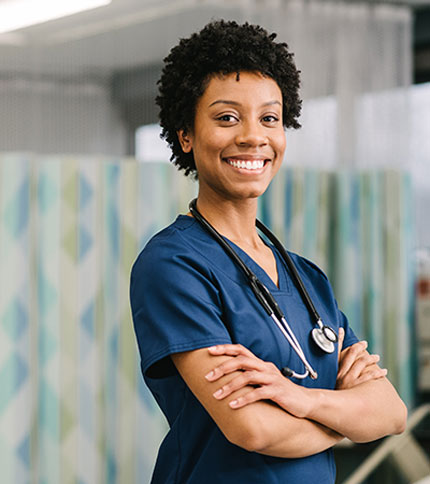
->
<box><xmin>337</xmin><ymin>307</ymin><xmax>359</xmax><ymax>349</ymax></box>
<box><xmin>130</xmin><ymin>241</ymin><xmax>232</xmax><ymax>378</ymax></box>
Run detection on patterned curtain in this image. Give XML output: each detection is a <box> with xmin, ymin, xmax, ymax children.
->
<box><xmin>261</xmin><ymin>168</ymin><xmax>415</xmax><ymax>403</ymax></box>
<box><xmin>0</xmin><ymin>155</ymin><xmax>414</xmax><ymax>484</ymax></box>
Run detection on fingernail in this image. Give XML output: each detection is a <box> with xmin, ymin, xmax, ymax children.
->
<box><xmin>213</xmin><ymin>389</ymin><xmax>223</xmax><ymax>398</ymax></box>
<box><xmin>205</xmin><ymin>370</ymin><xmax>215</xmax><ymax>380</ymax></box>
<box><xmin>208</xmin><ymin>346</ymin><xmax>220</xmax><ymax>352</ymax></box>
<box><xmin>229</xmin><ymin>399</ymin><xmax>239</xmax><ymax>408</ymax></box>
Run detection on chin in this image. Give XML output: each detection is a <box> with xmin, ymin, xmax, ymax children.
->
<box><xmin>230</xmin><ymin>185</ymin><xmax>269</xmax><ymax>201</ymax></box>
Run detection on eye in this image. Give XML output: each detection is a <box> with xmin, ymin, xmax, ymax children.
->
<box><xmin>262</xmin><ymin>115</ymin><xmax>280</xmax><ymax>123</ymax></box>
<box><xmin>216</xmin><ymin>114</ymin><xmax>238</xmax><ymax>123</ymax></box>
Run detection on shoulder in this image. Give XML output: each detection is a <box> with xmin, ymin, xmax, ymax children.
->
<box><xmin>287</xmin><ymin>251</ymin><xmax>329</xmax><ymax>283</ymax></box>
<box><xmin>283</xmin><ymin>251</ymin><xmax>339</xmax><ymax>309</ymax></box>
<box><xmin>131</xmin><ymin>215</ymin><xmax>205</xmax><ymax>276</ymax></box>
<box><xmin>130</xmin><ymin>215</ymin><xmax>226</xmax><ymax>300</ymax></box>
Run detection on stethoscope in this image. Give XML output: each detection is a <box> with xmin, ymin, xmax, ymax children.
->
<box><xmin>189</xmin><ymin>199</ymin><xmax>338</xmax><ymax>380</ymax></box>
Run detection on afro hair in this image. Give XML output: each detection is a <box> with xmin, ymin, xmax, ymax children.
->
<box><xmin>156</xmin><ymin>20</ymin><xmax>302</xmax><ymax>178</ymax></box>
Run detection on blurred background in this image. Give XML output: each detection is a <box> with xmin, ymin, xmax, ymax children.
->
<box><xmin>0</xmin><ymin>0</ymin><xmax>429</xmax><ymax>483</ymax></box>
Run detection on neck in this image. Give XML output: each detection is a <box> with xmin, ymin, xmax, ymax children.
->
<box><xmin>194</xmin><ymin>192</ymin><xmax>262</xmax><ymax>249</ymax></box>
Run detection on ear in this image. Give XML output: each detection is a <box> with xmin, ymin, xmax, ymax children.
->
<box><xmin>177</xmin><ymin>129</ymin><xmax>193</xmax><ymax>153</ymax></box>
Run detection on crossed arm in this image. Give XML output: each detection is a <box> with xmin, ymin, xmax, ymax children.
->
<box><xmin>171</xmin><ymin>329</ymin><xmax>407</xmax><ymax>459</ymax></box>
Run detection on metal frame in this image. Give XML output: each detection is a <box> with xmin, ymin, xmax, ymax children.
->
<box><xmin>342</xmin><ymin>404</ymin><xmax>430</xmax><ymax>484</ymax></box>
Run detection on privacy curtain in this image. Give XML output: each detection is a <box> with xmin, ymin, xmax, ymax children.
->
<box><xmin>0</xmin><ymin>155</ymin><xmax>413</xmax><ymax>484</ymax></box>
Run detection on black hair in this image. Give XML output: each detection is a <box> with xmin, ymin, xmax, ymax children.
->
<box><xmin>156</xmin><ymin>20</ymin><xmax>302</xmax><ymax>178</ymax></box>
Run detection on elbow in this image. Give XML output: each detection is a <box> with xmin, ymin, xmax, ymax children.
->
<box><xmin>223</xmin><ymin>419</ymin><xmax>269</xmax><ymax>453</ymax></box>
<box><xmin>349</xmin><ymin>399</ymin><xmax>408</xmax><ymax>443</ymax></box>
<box><xmin>393</xmin><ymin>401</ymin><xmax>408</xmax><ymax>435</ymax></box>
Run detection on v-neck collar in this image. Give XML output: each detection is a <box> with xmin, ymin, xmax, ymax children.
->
<box><xmin>223</xmin><ymin>237</ymin><xmax>291</xmax><ymax>294</ymax></box>
<box><xmin>176</xmin><ymin>215</ymin><xmax>291</xmax><ymax>294</ymax></box>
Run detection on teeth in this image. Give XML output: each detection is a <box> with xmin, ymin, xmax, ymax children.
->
<box><xmin>227</xmin><ymin>159</ymin><xmax>265</xmax><ymax>170</ymax></box>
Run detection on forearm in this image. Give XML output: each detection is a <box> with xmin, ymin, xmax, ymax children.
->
<box><xmin>244</xmin><ymin>400</ymin><xmax>343</xmax><ymax>458</ymax></box>
<box><xmin>202</xmin><ymin>344</ymin><xmax>407</xmax><ymax>447</ymax></box>
<box><xmin>305</xmin><ymin>378</ymin><xmax>407</xmax><ymax>443</ymax></box>
<box><xmin>198</xmin><ymin>379</ymin><xmax>343</xmax><ymax>458</ymax></box>
<box><xmin>173</xmin><ymin>348</ymin><xmax>342</xmax><ymax>458</ymax></box>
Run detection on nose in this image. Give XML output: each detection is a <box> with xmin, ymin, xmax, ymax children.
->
<box><xmin>234</xmin><ymin>120</ymin><xmax>268</xmax><ymax>147</ymax></box>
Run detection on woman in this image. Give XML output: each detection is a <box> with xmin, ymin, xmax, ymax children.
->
<box><xmin>130</xmin><ymin>20</ymin><xmax>407</xmax><ymax>484</ymax></box>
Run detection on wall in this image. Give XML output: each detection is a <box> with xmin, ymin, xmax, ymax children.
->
<box><xmin>0</xmin><ymin>75</ymin><xmax>127</xmax><ymax>156</ymax></box>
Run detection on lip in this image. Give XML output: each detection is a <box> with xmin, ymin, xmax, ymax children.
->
<box><xmin>222</xmin><ymin>154</ymin><xmax>272</xmax><ymax>168</ymax></box>
<box><xmin>223</xmin><ymin>157</ymin><xmax>270</xmax><ymax>174</ymax></box>
<box><xmin>223</xmin><ymin>154</ymin><xmax>272</xmax><ymax>161</ymax></box>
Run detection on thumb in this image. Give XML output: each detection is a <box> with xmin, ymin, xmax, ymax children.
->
<box><xmin>337</xmin><ymin>327</ymin><xmax>345</xmax><ymax>361</ymax></box>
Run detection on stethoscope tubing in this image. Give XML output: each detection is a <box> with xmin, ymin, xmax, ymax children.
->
<box><xmin>256</xmin><ymin>219</ymin><xmax>321</xmax><ymax>324</ymax></box>
<box><xmin>188</xmin><ymin>199</ymin><xmax>336</xmax><ymax>380</ymax></box>
<box><xmin>271</xmin><ymin>314</ymin><xmax>317</xmax><ymax>379</ymax></box>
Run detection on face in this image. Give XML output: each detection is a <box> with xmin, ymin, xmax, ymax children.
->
<box><xmin>178</xmin><ymin>71</ymin><xmax>286</xmax><ymax>202</ymax></box>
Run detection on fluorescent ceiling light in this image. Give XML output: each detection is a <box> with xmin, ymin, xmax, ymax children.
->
<box><xmin>0</xmin><ymin>0</ymin><xmax>112</xmax><ymax>34</ymax></box>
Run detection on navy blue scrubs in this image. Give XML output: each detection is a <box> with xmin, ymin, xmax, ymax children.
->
<box><xmin>130</xmin><ymin>215</ymin><xmax>358</xmax><ymax>484</ymax></box>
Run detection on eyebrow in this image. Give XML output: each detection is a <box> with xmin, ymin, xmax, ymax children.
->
<box><xmin>209</xmin><ymin>100</ymin><xmax>282</xmax><ymax>107</ymax></box>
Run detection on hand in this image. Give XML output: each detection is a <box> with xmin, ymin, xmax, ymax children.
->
<box><xmin>205</xmin><ymin>344</ymin><xmax>312</xmax><ymax>418</ymax></box>
<box><xmin>336</xmin><ymin>329</ymin><xmax>387</xmax><ymax>390</ymax></box>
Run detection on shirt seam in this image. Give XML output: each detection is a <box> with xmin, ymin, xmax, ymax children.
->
<box><xmin>141</xmin><ymin>337</ymin><xmax>232</xmax><ymax>374</ymax></box>
<box><xmin>172</xmin><ymin>220</ymin><xmax>293</xmax><ymax>295</ymax></box>
<box><xmin>174</xmin><ymin>380</ymin><xmax>188</xmax><ymax>484</ymax></box>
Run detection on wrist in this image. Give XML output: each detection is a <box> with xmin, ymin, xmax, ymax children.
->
<box><xmin>305</xmin><ymin>388</ymin><xmax>324</xmax><ymax>420</ymax></box>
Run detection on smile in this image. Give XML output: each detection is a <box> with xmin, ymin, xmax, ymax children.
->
<box><xmin>225</xmin><ymin>158</ymin><xmax>267</xmax><ymax>171</ymax></box>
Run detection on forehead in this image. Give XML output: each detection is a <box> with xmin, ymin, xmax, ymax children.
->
<box><xmin>199</xmin><ymin>71</ymin><xmax>282</xmax><ymax>106</ymax></box>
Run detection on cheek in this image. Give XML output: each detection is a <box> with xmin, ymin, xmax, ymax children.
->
<box><xmin>276</xmin><ymin>131</ymin><xmax>287</xmax><ymax>154</ymax></box>
<box><xmin>194</xmin><ymin>128</ymin><xmax>225</xmax><ymax>153</ymax></box>
<box><xmin>205</xmin><ymin>130</ymin><xmax>231</xmax><ymax>152</ymax></box>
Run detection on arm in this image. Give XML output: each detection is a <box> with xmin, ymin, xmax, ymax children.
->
<box><xmin>172</xmin><ymin>347</ymin><xmax>343</xmax><ymax>458</ymax></box>
<box><xmin>299</xmin><ymin>333</ymin><xmax>407</xmax><ymax>442</ymax></box>
<box><xmin>208</xmin><ymin>338</ymin><xmax>407</xmax><ymax>444</ymax></box>
<box><xmin>306</xmin><ymin>377</ymin><xmax>407</xmax><ymax>443</ymax></box>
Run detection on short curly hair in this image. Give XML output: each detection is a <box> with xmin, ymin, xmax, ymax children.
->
<box><xmin>156</xmin><ymin>20</ymin><xmax>302</xmax><ymax>178</ymax></box>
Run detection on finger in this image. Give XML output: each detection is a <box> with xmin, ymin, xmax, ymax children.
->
<box><xmin>344</xmin><ymin>353</ymin><xmax>380</xmax><ymax>381</ymax></box>
<box><xmin>205</xmin><ymin>355</ymin><xmax>268</xmax><ymax>381</ymax></box>
<box><xmin>213</xmin><ymin>371</ymin><xmax>276</xmax><ymax>400</ymax></box>
<box><xmin>361</xmin><ymin>364</ymin><xmax>387</xmax><ymax>378</ymax></box>
<box><xmin>338</xmin><ymin>340</ymin><xmax>368</xmax><ymax>377</ymax></box>
<box><xmin>208</xmin><ymin>344</ymin><xmax>255</xmax><ymax>358</ymax></box>
<box><xmin>360</xmin><ymin>366</ymin><xmax>388</xmax><ymax>381</ymax></box>
<box><xmin>229</xmin><ymin>386</ymin><xmax>272</xmax><ymax>409</ymax></box>
<box><xmin>337</xmin><ymin>328</ymin><xmax>345</xmax><ymax>361</ymax></box>
<box><xmin>337</xmin><ymin>362</ymin><xmax>387</xmax><ymax>389</ymax></box>
<box><xmin>353</xmin><ymin>368</ymin><xmax>388</xmax><ymax>386</ymax></box>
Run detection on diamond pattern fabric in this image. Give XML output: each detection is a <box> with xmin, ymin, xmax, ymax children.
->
<box><xmin>0</xmin><ymin>154</ymin><xmax>414</xmax><ymax>483</ymax></box>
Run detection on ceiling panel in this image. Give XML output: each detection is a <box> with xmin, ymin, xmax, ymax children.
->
<box><xmin>0</xmin><ymin>0</ymin><xmax>427</xmax><ymax>76</ymax></box>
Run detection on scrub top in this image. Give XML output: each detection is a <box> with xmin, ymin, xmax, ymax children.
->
<box><xmin>130</xmin><ymin>215</ymin><xmax>358</xmax><ymax>484</ymax></box>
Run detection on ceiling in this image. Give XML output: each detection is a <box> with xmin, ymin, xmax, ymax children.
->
<box><xmin>0</xmin><ymin>0</ymin><xmax>428</xmax><ymax>77</ymax></box>
<box><xmin>0</xmin><ymin>0</ymin><xmax>243</xmax><ymax>75</ymax></box>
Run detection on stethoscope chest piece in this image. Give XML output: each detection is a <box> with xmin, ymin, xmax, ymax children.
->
<box><xmin>189</xmin><ymin>198</ymin><xmax>340</xmax><ymax>379</ymax></box>
<box><xmin>311</xmin><ymin>327</ymin><xmax>336</xmax><ymax>354</ymax></box>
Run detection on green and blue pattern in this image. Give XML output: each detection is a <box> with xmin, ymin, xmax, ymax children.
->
<box><xmin>0</xmin><ymin>156</ymin><xmax>414</xmax><ymax>483</ymax></box>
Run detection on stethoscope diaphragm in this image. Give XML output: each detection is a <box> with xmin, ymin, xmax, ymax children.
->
<box><xmin>189</xmin><ymin>198</ymin><xmax>340</xmax><ymax>380</ymax></box>
<box><xmin>311</xmin><ymin>327</ymin><xmax>336</xmax><ymax>354</ymax></box>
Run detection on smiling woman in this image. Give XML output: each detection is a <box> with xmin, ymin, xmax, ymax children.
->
<box><xmin>177</xmin><ymin>72</ymin><xmax>286</xmax><ymax>202</ymax></box>
<box><xmin>130</xmin><ymin>20</ymin><xmax>407</xmax><ymax>484</ymax></box>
